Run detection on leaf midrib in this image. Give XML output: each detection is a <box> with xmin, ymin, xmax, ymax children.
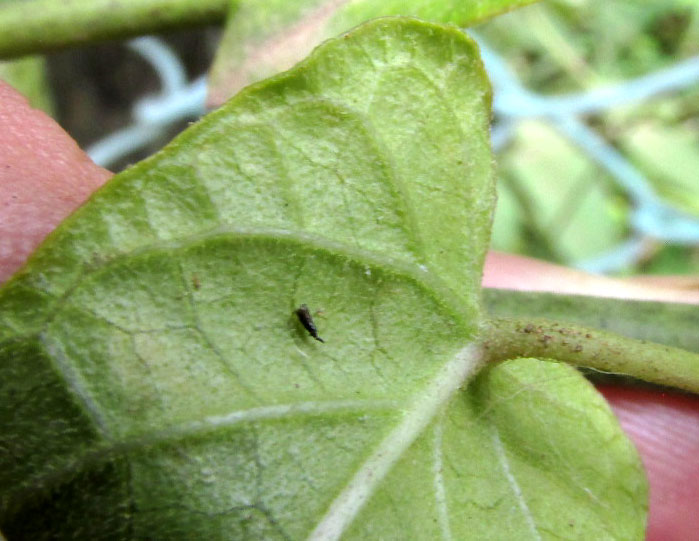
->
<box><xmin>308</xmin><ymin>343</ymin><xmax>484</xmax><ymax>540</ymax></box>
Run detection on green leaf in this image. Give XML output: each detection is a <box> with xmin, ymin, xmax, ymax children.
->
<box><xmin>0</xmin><ymin>18</ymin><xmax>646</xmax><ymax>539</ymax></box>
<box><xmin>208</xmin><ymin>0</ymin><xmax>540</xmax><ymax>105</ymax></box>
<box><xmin>485</xmin><ymin>288</ymin><xmax>699</xmax><ymax>354</ymax></box>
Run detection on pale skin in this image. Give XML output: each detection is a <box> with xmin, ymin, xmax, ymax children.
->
<box><xmin>1</xmin><ymin>80</ymin><xmax>697</xmax><ymax>540</ymax></box>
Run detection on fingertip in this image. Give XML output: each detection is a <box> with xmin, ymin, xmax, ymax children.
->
<box><xmin>0</xmin><ymin>81</ymin><xmax>113</xmax><ymax>282</ymax></box>
<box><xmin>599</xmin><ymin>386</ymin><xmax>699</xmax><ymax>541</ymax></box>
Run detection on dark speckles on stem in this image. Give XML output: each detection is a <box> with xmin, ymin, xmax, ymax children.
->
<box><xmin>295</xmin><ymin>304</ymin><xmax>324</xmax><ymax>343</ymax></box>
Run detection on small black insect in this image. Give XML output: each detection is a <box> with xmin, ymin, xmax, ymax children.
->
<box><xmin>295</xmin><ymin>304</ymin><xmax>324</xmax><ymax>343</ymax></box>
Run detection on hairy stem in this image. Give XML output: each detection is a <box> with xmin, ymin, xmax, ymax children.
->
<box><xmin>0</xmin><ymin>0</ymin><xmax>230</xmax><ymax>59</ymax></box>
<box><xmin>482</xmin><ymin>317</ymin><xmax>699</xmax><ymax>394</ymax></box>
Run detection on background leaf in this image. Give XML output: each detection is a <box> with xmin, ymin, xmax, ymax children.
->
<box><xmin>477</xmin><ymin>0</ymin><xmax>699</xmax><ymax>273</ymax></box>
<box><xmin>490</xmin><ymin>121</ymin><xmax>627</xmax><ymax>262</ymax></box>
<box><xmin>0</xmin><ymin>17</ymin><xmax>645</xmax><ymax>539</ymax></box>
<box><xmin>485</xmin><ymin>288</ymin><xmax>699</xmax><ymax>354</ymax></box>
<box><xmin>620</xmin><ymin>122</ymin><xmax>699</xmax><ymax>216</ymax></box>
<box><xmin>207</xmin><ymin>0</ymin><xmax>539</xmax><ymax>105</ymax></box>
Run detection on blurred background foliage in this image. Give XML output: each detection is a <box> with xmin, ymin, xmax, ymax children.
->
<box><xmin>477</xmin><ymin>0</ymin><xmax>699</xmax><ymax>275</ymax></box>
<box><xmin>1</xmin><ymin>0</ymin><xmax>697</xmax><ymax>276</ymax></box>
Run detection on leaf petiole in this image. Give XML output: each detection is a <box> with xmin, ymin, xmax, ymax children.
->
<box><xmin>481</xmin><ymin>317</ymin><xmax>699</xmax><ymax>394</ymax></box>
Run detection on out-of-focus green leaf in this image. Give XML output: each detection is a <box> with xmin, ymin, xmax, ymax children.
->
<box><xmin>477</xmin><ymin>0</ymin><xmax>698</xmax><ymax>273</ymax></box>
<box><xmin>641</xmin><ymin>244</ymin><xmax>699</xmax><ymax>275</ymax></box>
<box><xmin>492</xmin><ymin>121</ymin><xmax>628</xmax><ymax>263</ymax></box>
<box><xmin>484</xmin><ymin>288</ymin><xmax>699</xmax><ymax>354</ymax></box>
<box><xmin>490</xmin><ymin>179</ymin><xmax>527</xmax><ymax>254</ymax></box>
<box><xmin>621</xmin><ymin>122</ymin><xmax>699</xmax><ymax>216</ymax></box>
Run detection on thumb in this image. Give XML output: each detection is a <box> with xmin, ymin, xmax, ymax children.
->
<box><xmin>0</xmin><ymin>80</ymin><xmax>112</xmax><ymax>283</ymax></box>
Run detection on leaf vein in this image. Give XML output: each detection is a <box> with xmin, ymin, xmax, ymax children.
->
<box><xmin>432</xmin><ymin>415</ymin><xmax>453</xmax><ymax>541</ymax></box>
<box><xmin>491</xmin><ymin>426</ymin><xmax>542</xmax><ymax>540</ymax></box>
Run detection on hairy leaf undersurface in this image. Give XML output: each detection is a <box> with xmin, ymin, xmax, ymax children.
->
<box><xmin>208</xmin><ymin>0</ymin><xmax>540</xmax><ymax>105</ymax></box>
<box><xmin>1</xmin><ymin>18</ymin><xmax>645</xmax><ymax>539</ymax></box>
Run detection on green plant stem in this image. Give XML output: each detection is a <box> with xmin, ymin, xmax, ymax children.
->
<box><xmin>482</xmin><ymin>316</ymin><xmax>699</xmax><ymax>394</ymax></box>
<box><xmin>0</xmin><ymin>0</ymin><xmax>231</xmax><ymax>59</ymax></box>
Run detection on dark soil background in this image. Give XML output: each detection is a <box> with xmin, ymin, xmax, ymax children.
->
<box><xmin>45</xmin><ymin>27</ymin><xmax>221</xmax><ymax>171</ymax></box>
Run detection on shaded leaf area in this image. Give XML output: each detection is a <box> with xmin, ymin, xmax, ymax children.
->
<box><xmin>0</xmin><ymin>18</ymin><xmax>645</xmax><ymax>539</ymax></box>
<box><xmin>208</xmin><ymin>0</ymin><xmax>539</xmax><ymax>105</ymax></box>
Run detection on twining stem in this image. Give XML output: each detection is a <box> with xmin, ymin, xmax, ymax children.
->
<box><xmin>482</xmin><ymin>317</ymin><xmax>699</xmax><ymax>394</ymax></box>
<box><xmin>0</xmin><ymin>0</ymin><xmax>230</xmax><ymax>59</ymax></box>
